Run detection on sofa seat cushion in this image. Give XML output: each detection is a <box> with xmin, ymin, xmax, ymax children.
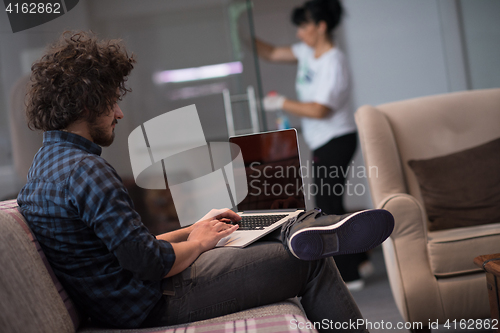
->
<box><xmin>79</xmin><ymin>306</ymin><xmax>316</xmax><ymax>332</ymax></box>
<box><xmin>427</xmin><ymin>222</ymin><xmax>500</xmax><ymax>277</ymax></box>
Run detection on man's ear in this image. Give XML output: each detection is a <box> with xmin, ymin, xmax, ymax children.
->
<box><xmin>81</xmin><ymin>108</ymin><xmax>92</xmax><ymax>123</ymax></box>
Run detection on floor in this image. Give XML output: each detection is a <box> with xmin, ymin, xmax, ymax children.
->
<box><xmin>350</xmin><ymin>247</ymin><xmax>494</xmax><ymax>333</ymax></box>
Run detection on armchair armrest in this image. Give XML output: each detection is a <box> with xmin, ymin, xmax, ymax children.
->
<box><xmin>377</xmin><ymin>193</ymin><xmax>444</xmax><ymax>323</ymax></box>
<box><xmin>378</xmin><ymin>193</ymin><xmax>427</xmax><ymax>240</ymax></box>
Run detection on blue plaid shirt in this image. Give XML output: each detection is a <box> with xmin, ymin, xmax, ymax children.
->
<box><xmin>18</xmin><ymin>131</ymin><xmax>176</xmax><ymax>328</ymax></box>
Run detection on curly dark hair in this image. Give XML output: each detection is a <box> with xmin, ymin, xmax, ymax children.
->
<box><xmin>26</xmin><ymin>31</ymin><xmax>136</xmax><ymax>131</ymax></box>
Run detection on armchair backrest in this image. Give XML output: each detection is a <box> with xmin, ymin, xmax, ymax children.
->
<box><xmin>356</xmin><ymin>88</ymin><xmax>500</xmax><ymax>207</ymax></box>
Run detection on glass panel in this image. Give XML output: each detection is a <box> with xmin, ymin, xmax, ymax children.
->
<box><xmin>88</xmin><ymin>0</ymin><xmax>266</xmax><ymax>232</ymax></box>
<box><xmin>92</xmin><ymin>0</ymin><xmax>264</xmax><ymax>143</ymax></box>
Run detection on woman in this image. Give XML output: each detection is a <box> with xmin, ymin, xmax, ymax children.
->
<box><xmin>255</xmin><ymin>0</ymin><xmax>370</xmax><ymax>290</ymax></box>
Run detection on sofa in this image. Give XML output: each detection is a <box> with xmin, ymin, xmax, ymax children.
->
<box><xmin>0</xmin><ymin>199</ymin><xmax>315</xmax><ymax>333</ymax></box>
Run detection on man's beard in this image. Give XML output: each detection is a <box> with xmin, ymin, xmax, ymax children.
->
<box><xmin>89</xmin><ymin>120</ymin><xmax>115</xmax><ymax>147</ymax></box>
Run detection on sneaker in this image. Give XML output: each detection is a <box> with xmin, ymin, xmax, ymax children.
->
<box><xmin>281</xmin><ymin>208</ymin><xmax>394</xmax><ymax>261</ymax></box>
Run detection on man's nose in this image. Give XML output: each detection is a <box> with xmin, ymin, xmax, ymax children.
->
<box><xmin>115</xmin><ymin>104</ymin><xmax>124</xmax><ymax>119</ymax></box>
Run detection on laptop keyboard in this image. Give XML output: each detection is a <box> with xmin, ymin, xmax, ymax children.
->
<box><xmin>237</xmin><ymin>214</ymin><xmax>289</xmax><ymax>230</ymax></box>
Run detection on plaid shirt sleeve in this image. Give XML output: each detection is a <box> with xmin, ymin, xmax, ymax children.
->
<box><xmin>68</xmin><ymin>155</ymin><xmax>175</xmax><ymax>281</ymax></box>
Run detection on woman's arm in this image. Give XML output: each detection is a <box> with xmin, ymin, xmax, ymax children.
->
<box><xmin>263</xmin><ymin>94</ymin><xmax>331</xmax><ymax>119</ymax></box>
<box><xmin>283</xmin><ymin>99</ymin><xmax>332</xmax><ymax>119</ymax></box>
<box><xmin>255</xmin><ymin>38</ymin><xmax>297</xmax><ymax>63</ymax></box>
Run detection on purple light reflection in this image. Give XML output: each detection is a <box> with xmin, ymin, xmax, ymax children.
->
<box><xmin>153</xmin><ymin>61</ymin><xmax>243</xmax><ymax>84</ymax></box>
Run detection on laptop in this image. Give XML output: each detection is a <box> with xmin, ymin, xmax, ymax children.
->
<box><xmin>216</xmin><ymin>129</ymin><xmax>306</xmax><ymax>248</ymax></box>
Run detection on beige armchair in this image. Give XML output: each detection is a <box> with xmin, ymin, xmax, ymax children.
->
<box><xmin>355</xmin><ymin>89</ymin><xmax>500</xmax><ymax>328</ymax></box>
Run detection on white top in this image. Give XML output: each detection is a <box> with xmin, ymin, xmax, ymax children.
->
<box><xmin>291</xmin><ymin>42</ymin><xmax>356</xmax><ymax>150</ymax></box>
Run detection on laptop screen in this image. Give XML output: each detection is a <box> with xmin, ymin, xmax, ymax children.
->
<box><xmin>230</xmin><ymin>129</ymin><xmax>306</xmax><ymax>211</ymax></box>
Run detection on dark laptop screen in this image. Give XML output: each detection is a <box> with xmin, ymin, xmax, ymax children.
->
<box><xmin>230</xmin><ymin>129</ymin><xmax>306</xmax><ymax>211</ymax></box>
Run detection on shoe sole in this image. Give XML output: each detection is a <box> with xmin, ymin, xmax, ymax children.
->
<box><xmin>288</xmin><ymin>209</ymin><xmax>394</xmax><ymax>261</ymax></box>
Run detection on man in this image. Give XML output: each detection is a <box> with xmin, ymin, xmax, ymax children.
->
<box><xmin>18</xmin><ymin>31</ymin><xmax>392</xmax><ymax>332</ymax></box>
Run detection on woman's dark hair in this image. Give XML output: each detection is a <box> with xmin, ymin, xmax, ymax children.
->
<box><xmin>26</xmin><ymin>30</ymin><xmax>136</xmax><ymax>131</ymax></box>
<box><xmin>291</xmin><ymin>0</ymin><xmax>344</xmax><ymax>37</ymax></box>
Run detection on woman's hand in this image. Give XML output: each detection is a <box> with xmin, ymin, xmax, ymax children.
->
<box><xmin>263</xmin><ymin>93</ymin><xmax>286</xmax><ymax>111</ymax></box>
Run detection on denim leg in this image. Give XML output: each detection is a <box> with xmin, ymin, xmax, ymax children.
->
<box><xmin>161</xmin><ymin>240</ymin><xmax>367</xmax><ymax>332</ymax></box>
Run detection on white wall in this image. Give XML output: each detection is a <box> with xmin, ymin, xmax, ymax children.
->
<box><xmin>460</xmin><ymin>0</ymin><xmax>500</xmax><ymax>89</ymax></box>
<box><xmin>342</xmin><ymin>0</ymin><xmax>450</xmax><ymax>105</ymax></box>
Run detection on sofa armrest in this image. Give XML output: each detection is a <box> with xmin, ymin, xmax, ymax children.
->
<box><xmin>0</xmin><ymin>201</ymin><xmax>77</xmax><ymax>333</ymax></box>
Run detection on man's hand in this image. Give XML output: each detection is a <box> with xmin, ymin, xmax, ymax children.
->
<box><xmin>195</xmin><ymin>208</ymin><xmax>241</xmax><ymax>224</ymax></box>
<box><xmin>164</xmin><ymin>208</ymin><xmax>241</xmax><ymax>277</ymax></box>
<box><xmin>188</xmin><ymin>219</ymin><xmax>239</xmax><ymax>252</ymax></box>
<box><xmin>159</xmin><ymin>209</ymin><xmax>240</xmax><ymax>244</ymax></box>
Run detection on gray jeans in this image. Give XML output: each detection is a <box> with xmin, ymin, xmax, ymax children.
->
<box><xmin>149</xmin><ymin>236</ymin><xmax>367</xmax><ymax>332</ymax></box>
